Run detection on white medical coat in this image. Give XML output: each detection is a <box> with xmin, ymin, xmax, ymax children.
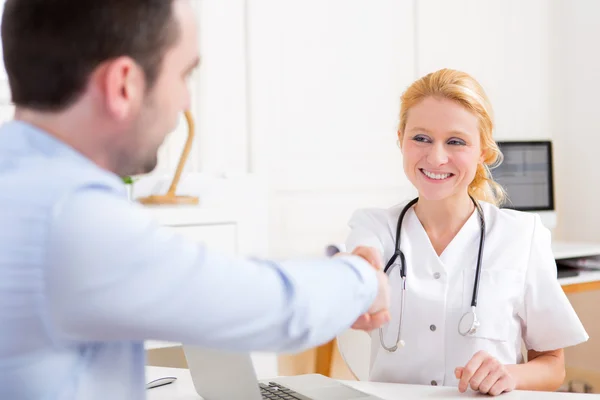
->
<box><xmin>346</xmin><ymin>200</ymin><xmax>588</xmax><ymax>387</ymax></box>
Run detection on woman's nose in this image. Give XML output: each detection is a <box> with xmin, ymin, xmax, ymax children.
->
<box><xmin>426</xmin><ymin>143</ymin><xmax>449</xmax><ymax>166</ymax></box>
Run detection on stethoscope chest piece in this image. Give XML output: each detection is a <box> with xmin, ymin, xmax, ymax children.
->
<box><xmin>458</xmin><ymin>306</ymin><xmax>479</xmax><ymax>336</ymax></box>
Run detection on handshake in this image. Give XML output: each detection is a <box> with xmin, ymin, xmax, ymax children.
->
<box><xmin>345</xmin><ymin>246</ymin><xmax>392</xmax><ymax>332</ymax></box>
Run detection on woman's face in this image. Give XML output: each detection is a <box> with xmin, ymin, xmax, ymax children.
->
<box><xmin>400</xmin><ymin>96</ymin><xmax>484</xmax><ymax>202</ymax></box>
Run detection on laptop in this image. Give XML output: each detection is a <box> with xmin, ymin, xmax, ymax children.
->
<box><xmin>182</xmin><ymin>345</ymin><xmax>384</xmax><ymax>400</ymax></box>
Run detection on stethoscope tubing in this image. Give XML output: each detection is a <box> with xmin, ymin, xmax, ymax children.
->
<box><xmin>379</xmin><ymin>197</ymin><xmax>485</xmax><ymax>352</ymax></box>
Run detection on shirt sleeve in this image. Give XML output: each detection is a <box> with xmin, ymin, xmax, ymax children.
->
<box><xmin>345</xmin><ymin>209</ymin><xmax>388</xmax><ymax>258</ymax></box>
<box><xmin>45</xmin><ymin>185</ymin><xmax>378</xmax><ymax>353</ymax></box>
<box><xmin>519</xmin><ymin>214</ymin><xmax>589</xmax><ymax>352</ymax></box>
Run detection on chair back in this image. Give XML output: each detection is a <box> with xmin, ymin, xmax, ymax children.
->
<box><xmin>336</xmin><ymin>328</ymin><xmax>372</xmax><ymax>381</ymax></box>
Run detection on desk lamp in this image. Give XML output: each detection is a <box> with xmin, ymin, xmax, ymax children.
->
<box><xmin>138</xmin><ymin>110</ymin><xmax>199</xmax><ymax>205</ymax></box>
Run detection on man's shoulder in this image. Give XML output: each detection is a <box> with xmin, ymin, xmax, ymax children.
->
<box><xmin>0</xmin><ymin>120</ymin><xmax>124</xmax><ymax>203</ymax></box>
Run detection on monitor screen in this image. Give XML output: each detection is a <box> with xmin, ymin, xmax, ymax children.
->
<box><xmin>491</xmin><ymin>141</ymin><xmax>554</xmax><ymax>211</ymax></box>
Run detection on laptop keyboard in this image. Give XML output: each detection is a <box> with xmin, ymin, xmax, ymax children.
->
<box><xmin>259</xmin><ymin>382</ymin><xmax>312</xmax><ymax>400</ymax></box>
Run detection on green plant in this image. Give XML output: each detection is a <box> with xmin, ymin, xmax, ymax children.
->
<box><xmin>122</xmin><ymin>176</ymin><xmax>134</xmax><ymax>185</ymax></box>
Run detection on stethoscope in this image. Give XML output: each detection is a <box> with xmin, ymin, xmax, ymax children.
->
<box><xmin>379</xmin><ymin>196</ymin><xmax>486</xmax><ymax>353</ymax></box>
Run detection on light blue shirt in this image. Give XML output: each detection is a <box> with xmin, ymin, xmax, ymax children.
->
<box><xmin>0</xmin><ymin>121</ymin><xmax>378</xmax><ymax>399</ymax></box>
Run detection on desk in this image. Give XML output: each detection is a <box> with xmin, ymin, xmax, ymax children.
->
<box><xmin>145</xmin><ymin>366</ymin><xmax>594</xmax><ymax>399</ymax></box>
<box><xmin>552</xmin><ymin>241</ymin><xmax>600</xmax><ymax>260</ymax></box>
<box><xmin>559</xmin><ymin>270</ymin><xmax>600</xmax><ymax>294</ymax></box>
<box><xmin>553</xmin><ymin>241</ymin><xmax>600</xmax><ymax>294</ymax></box>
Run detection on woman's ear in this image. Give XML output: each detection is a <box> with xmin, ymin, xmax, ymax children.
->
<box><xmin>480</xmin><ymin>147</ymin><xmax>488</xmax><ymax>164</ymax></box>
<box><xmin>397</xmin><ymin>132</ymin><xmax>404</xmax><ymax>153</ymax></box>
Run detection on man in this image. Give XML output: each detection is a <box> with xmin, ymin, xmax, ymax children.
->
<box><xmin>0</xmin><ymin>0</ymin><xmax>390</xmax><ymax>399</ymax></box>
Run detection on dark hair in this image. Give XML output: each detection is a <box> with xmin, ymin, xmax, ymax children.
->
<box><xmin>1</xmin><ymin>0</ymin><xmax>179</xmax><ymax>111</ymax></box>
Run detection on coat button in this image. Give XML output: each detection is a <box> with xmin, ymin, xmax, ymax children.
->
<box><xmin>431</xmin><ymin>380</ymin><xmax>438</xmax><ymax>386</ymax></box>
<box><xmin>433</xmin><ymin>272</ymin><xmax>441</xmax><ymax>279</ymax></box>
<box><xmin>430</xmin><ymin>324</ymin><xmax>436</xmax><ymax>331</ymax></box>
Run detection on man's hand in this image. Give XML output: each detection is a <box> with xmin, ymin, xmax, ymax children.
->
<box><xmin>350</xmin><ymin>309</ymin><xmax>390</xmax><ymax>331</ymax></box>
<box><xmin>351</xmin><ymin>245</ymin><xmax>384</xmax><ymax>271</ymax></box>
<box><xmin>346</xmin><ymin>246</ymin><xmax>390</xmax><ymax>331</ymax></box>
<box><xmin>455</xmin><ymin>351</ymin><xmax>517</xmax><ymax>396</ymax></box>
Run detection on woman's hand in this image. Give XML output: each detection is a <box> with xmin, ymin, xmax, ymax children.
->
<box><xmin>455</xmin><ymin>351</ymin><xmax>517</xmax><ymax>396</ymax></box>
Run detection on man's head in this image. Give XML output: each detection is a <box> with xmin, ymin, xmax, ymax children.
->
<box><xmin>1</xmin><ymin>0</ymin><xmax>200</xmax><ymax>176</ymax></box>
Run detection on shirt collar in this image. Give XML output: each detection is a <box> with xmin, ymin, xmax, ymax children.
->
<box><xmin>0</xmin><ymin>119</ymin><xmax>124</xmax><ymax>188</ymax></box>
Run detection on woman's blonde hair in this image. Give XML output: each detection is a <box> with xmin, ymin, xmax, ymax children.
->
<box><xmin>398</xmin><ymin>68</ymin><xmax>506</xmax><ymax>206</ymax></box>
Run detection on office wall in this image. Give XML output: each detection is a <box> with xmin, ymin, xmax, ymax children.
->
<box><xmin>551</xmin><ymin>0</ymin><xmax>600</xmax><ymax>243</ymax></box>
<box><xmin>246</xmin><ymin>0</ymin><xmax>416</xmax><ymax>258</ymax></box>
<box><xmin>246</xmin><ymin>0</ymin><xmax>553</xmax><ymax>258</ymax></box>
<box><xmin>416</xmin><ymin>0</ymin><xmax>552</xmax><ymax>141</ymax></box>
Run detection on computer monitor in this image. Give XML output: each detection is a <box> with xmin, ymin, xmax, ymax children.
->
<box><xmin>491</xmin><ymin>140</ymin><xmax>556</xmax><ymax>230</ymax></box>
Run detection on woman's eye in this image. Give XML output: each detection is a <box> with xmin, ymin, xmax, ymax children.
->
<box><xmin>448</xmin><ymin>138</ymin><xmax>466</xmax><ymax>146</ymax></box>
<box><xmin>412</xmin><ymin>135</ymin><xmax>430</xmax><ymax>143</ymax></box>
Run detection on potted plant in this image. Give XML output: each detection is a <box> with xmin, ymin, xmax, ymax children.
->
<box><xmin>122</xmin><ymin>176</ymin><xmax>134</xmax><ymax>201</ymax></box>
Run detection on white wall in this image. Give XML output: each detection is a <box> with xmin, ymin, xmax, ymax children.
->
<box><xmin>245</xmin><ymin>0</ymin><xmax>553</xmax><ymax>257</ymax></box>
<box><xmin>153</xmin><ymin>0</ymin><xmax>249</xmax><ymax>180</ymax></box>
<box><xmin>417</xmin><ymin>0</ymin><xmax>552</xmax><ymax>141</ymax></box>
<box><xmin>247</xmin><ymin>0</ymin><xmax>416</xmax><ymax>257</ymax></box>
<box><xmin>550</xmin><ymin>0</ymin><xmax>600</xmax><ymax>243</ymax></box>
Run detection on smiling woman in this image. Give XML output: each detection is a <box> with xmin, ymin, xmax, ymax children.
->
<box><xmin>344</xmin><ymin>68</ymin><xmax>588</xmax><ymax>396</ymax></box>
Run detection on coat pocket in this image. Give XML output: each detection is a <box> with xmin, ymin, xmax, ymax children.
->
<box><xmin>462</xmin><ymin>268</ymin><xmax>522</xmax><ymax>342</ymax></box>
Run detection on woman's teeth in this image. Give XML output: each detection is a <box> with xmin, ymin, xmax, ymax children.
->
<box><xmin>421</xmin><ymin>169</ymin><xmax>452</xmax><ymax>180</ymax></box>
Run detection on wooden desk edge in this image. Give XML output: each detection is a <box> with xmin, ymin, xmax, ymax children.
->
<box><xmin>314</xmin><ymin>339</ymin><xmax>336</xmax><ymax>377</ymax></box>
<box><xmin>561</xmin><ymin>280</ymin><xmax>600</xmax><ymax>294</ymax></box>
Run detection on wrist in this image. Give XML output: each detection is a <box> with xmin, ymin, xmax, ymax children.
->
<box><xmin>369</xmin><ymin>270</ymin><xmax>389</xmax><ymax>314</ymax></box>
<box><xmin>334</xmin><ymin>254</ymin><xmax>380</xmax><ymax>310</ymax></box>
<box><xmin>504</xmin><ymin>364</ymin><xmax>522</xmax><ymax>390</ymax></box>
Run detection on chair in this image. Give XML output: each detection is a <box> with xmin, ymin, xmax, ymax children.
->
<box><xmin>314</xmin><ymin>243</ymin><xmax>373</xmax><ymax>380</ymax></box>
<box><xmin>335</xmin><ymin>328</ymin><xmax>372</xmax><ymax>381</ymax></box>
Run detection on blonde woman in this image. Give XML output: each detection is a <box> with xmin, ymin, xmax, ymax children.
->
<box><xmin>346</xmin><ymin>69</ymin><xmax>587</xmax><ymax>396</ymax></box>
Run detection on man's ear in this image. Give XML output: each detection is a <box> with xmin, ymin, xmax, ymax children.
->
<box><xmin>98</xmin><ymin>56</ymin><xmax>144</xmax><ymax>121</ymax></box>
